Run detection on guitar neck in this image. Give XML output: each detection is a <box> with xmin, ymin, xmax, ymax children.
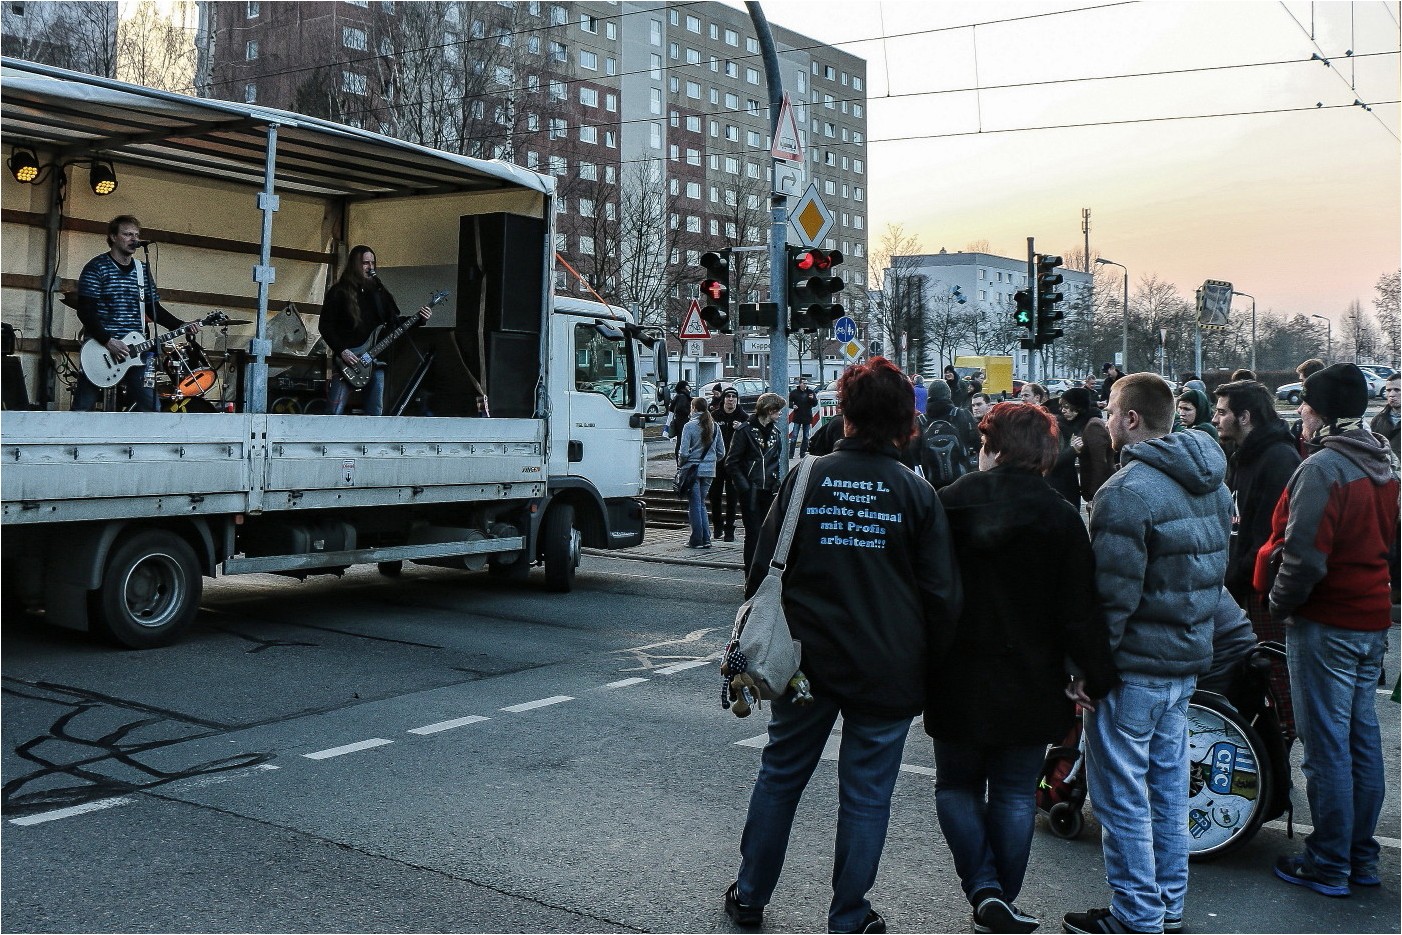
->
<box><xmin>365</xmin><ymin>316</ymin><xmax>421</xmax><ymax>358</ymax></box>
<box><xmin>130</xmin><ymin>321</ymin><xmax>195</xmax><ymax>355</ymax></box>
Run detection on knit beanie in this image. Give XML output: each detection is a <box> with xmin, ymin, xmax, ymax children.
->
<box><xmin>1303</xmin><ymin>362</ymin><xmax>1369</xmax><ymax>422</ymax></box>
<box><xmin>1061</xmin><ymin>386</ymin><xmax>1095</xmax><ymax>413</ymax></box>
<box><xmin>927</xmin><ymin>379</ymin><xmax>951</xmax><ymax>402</ymax></box>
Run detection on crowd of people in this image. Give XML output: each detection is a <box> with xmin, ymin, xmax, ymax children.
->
<box><xmin>677</xmin><ymin>356</ymin><xmax>1398</xmax><ymax>934</ymax></box>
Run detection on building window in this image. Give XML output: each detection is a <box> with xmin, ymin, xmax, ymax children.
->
<box><xmin>549</xmin><ymin>117</ymin><xmax>567</xmax><ymax>139</ymax></box>
<box><xmin>686</xmin><ymin>148</ymin><xmax>701</xmax><ymax>166</ymax></box>
<box><xmin>685</xmin><ymin>47</ymin><xmax>700</xmax><ymax>65</ymax></box>
<box><xmin>649</xmin><ymin>123</ymin><xmax>662</xmax><ymax>149</ymax></box>
<box><xmin>580</xmin><ymin>13</ymin><xmax>598</xmax><ymax>32</ymax></box>
<box><xmin>549</xmin><ymin>41</ymin><xmax>567</xmax><ymax>63</ymax></box>
<box><xmin>745</xmin><ymin>67</ymin><xmax>759</xmax><ymax>84</ymax></box>
<box><xmin>853</xmin><ymin>104</ymin><xmax>864</xmax><ymax>118</ymax></box>
<box><xmin>606</xmin><ymin>21</ymin><xmax>617</xmax><ymax>40</ymax></box>
<box><xmin>853</xmin><ymin>76</ymin><xmax>863</xmax><ymax>91</ymax></box>
<box><xmin>725</xmin><ymin>28</ymin><xmax>739</xmax><ymax>46</ymax></box>
<box><xmin>550</xmin><ymin>5</ymin><xmax>566</xmax><ymax>25</ymax></box>
<box><xmin>686</xmin><ymin>216</ymin><xmax>701</xmax><ymax>233</ymax></box>
<box><xmin>650</xmin><ymin>18</ymin><xmax>662</xmax><ymax>45</ymax></box>
<box><xmin>854</xmin><ymin>159</ymin><xmax>864</xmax><ymax>174</ymax></box>
<box><xmin>245</xmin><ymin>1</ymin><xmax>258</xmax><ymax>16</ymax></box>
<box><xmin>495</xmin><ymin>65</ymin><xmax>513</xmax><ymax>85</ymax></box>
<box><xmin>528</xmin><ymin>36</ymin><xmax>540</xmax><ymax>54</ymax></box>
<box><xmin>549</xmin><ymin>155</ymin><xmax>566</xmax><ymax>175</ymax></box>
<box><xmin>824</xmin><ymin>65</ymin><xmax>835</xmax><ymax>80</ymax></box>
<box><xmin>605</xmin><ymin>57</ymin><xmax>617</xmax><ymax>76</ymax></box>
<box><xmin>650</xmin><ymin>87</ymin><xmax>662</xmax><ymax>114</ymax></box>
<box><xmin>245</xmin><ymin>39</ymin><xmax>259</xmax><ymax>60</ymax></box>
<box><xmin>579</xmin><ymin>124</ymin><xmax>597</xmax><ymax>143</ymax></box>
<box><xmin>724</xmin><ymin>91</ymin><xmax>739</xmax><ymax>109</ymax></box>
<box><xmin>605</xmin><ymin>92</ymin><xmax>617</xmax><ymax>112</ymax></box>
<box><xmin>244</xmin><ymin>83</ymin><xmax>257</xmax><ymax>103</ymax></box>
<box><xmin>685</xmin><ymin>14</ymin><xmax>700</xmax><ymax>32</ymax></box>
<box><xmin>746</xmin><ymin>37</ymin><xmax>759</xmax><ymax>53</ymax></box>
<box><xmin>549</xmin><ymin>79</ymin><xmax>567</xmax><ymax>101</ymax></box>
<box><xmin>685</xmin><ymin>80</ymin><xmax>700</xmax><ymax>99</ymax></box>
<box><xmin>580</xmin><ymin>161</ymin><xmax>597</xmax><ymax>180</ymax></box>
<box><xmin>342</xmin><ymin>71</ymin><xmax>367</xmax><ymax>95</ymax></box>
<box><xmin>580</xmin><ymin>49</ymin><xmax>597</xmax><ymax>70</ymax></box>
<box><xmin>379</xmin><ymin>37</ymin><xmax>394</xmax><ymax>55</ymax></box>
<box><xmin>686</xmin><ymin>181</ymin><xmax>701</xmax><ymax>199</ymax></box>
<box><xmin>580</xmin><ymin>198</ymin><xmax>595</xmax><ymax>217</ymax></box>
<box><xmin>725</xmin><ymin>61</ymin><xmax>738</xmax><ymax>79</ymax></box>
<box><xmin>685</xmin><ymin>115</ymin><xmax>700</xmax><ymax>132</ymax></box>
<box><xmin>650</xmin><ymin>53</ymin><xmax>662</xmax><ymax>80</ymax></box>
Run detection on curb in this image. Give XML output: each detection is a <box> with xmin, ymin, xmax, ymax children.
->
<box><xmin>582</xmin><ymin>547</ymin><xmax>743</xmax><ymax>571</ymax></box>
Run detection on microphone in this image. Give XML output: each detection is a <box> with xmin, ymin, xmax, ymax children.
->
<box><xmin>133</xmin><ymin>239</ymin><xmax>153</xmax><ymax>248</ymax></box>
<box><xmin>367</xmin><ymin>268</ymin><xmax>378</xmax><ymax>279</ymax></box>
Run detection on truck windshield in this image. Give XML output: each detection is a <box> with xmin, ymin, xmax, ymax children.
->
<box><xmin>573</xmin><ymin>322</ymin><xmax>635</xmax><ymax>409</ymax></box>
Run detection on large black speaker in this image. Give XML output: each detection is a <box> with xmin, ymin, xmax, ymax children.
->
<box><xmin>457</xmin><ymin>213</ymin><xmax>546</xmax><ymax>334</ymax></box>
<box><xmin>487</xmin><ymin>332</ymin><xmax>541</xmax><ymax>419</ymax></box>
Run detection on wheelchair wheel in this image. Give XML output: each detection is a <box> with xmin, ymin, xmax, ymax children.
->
<box><xmin>1048</xmin><ymin>801</ymin><xmax>1085</xmax><ymax>840</ymax></box>
<box><xmin>1186</xmin><ymin>691</ymin><xmax>1274</xmax><ymax>861</ymax></box>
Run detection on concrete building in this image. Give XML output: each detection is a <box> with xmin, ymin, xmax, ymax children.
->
<box><xmin>885</xmin><ymin>249</ymin><xmax>1093</xmax><ymax>380</ymax></box>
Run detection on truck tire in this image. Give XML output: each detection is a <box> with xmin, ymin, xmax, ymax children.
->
<box><xmin>90</xmin><ymin>529</ymin><xmax>202</xmax><ymax>649</ymax></box>
<box><xmin>542</xmin><ymin>503</ymin><xmax>579</xmax><ymax>593</ymax></box>
<box><xmin>377</xmin><ymin>561</ymin><xmax>404</xmax><ymax>577</ymax></box>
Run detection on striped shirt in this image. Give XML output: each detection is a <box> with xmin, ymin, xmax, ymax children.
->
<box><xmin>77</xmin><ymin>254</ymin><xmax>157</xmax><ymax>339</ymax></box>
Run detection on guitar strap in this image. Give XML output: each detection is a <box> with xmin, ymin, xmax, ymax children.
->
<box><xmin>133</xmin><ymin>259</ymin><xmax>150</xmax><ymax>337</ymax></box>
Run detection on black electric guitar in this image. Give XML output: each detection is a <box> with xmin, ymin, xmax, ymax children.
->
<box><xmin>337</xmin><ymin>289</ymin><xmax>449</xmax><ymax>389</ymax></box>
<box><xmin>79</xmin><ymin>311</ymin><xmax>230</xmax><ymax>388</ymax></box>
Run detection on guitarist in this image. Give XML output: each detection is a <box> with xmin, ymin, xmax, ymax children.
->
<box><xmin>73</xmin><ymin>215</ymin><xmax>199</xmax><ymax>411</ymax></box>
<box><xmin>321</xmin><ymin>245</ymin><xmax>432</xmax><ymax>416</ymax></box>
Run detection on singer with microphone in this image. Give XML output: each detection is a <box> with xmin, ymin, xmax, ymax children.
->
<box><xmin>320</xmin><ymin>245</ymin><xmax>432</xmax><ymax>416</ymax></box>
<box><xmin>72</xmin><ymin>215</ymin><xmax>200</xmax><ymax>411</ymax></box>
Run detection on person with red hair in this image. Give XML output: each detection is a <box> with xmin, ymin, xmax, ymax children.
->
<box><xmin>924</xmin><ymin>402</ymin><xmax>1118</xmax><ymax>934</ymax></box>
<box><xmin>725</xmin><ymin>356</ymin><xmax>962</xmax><ymax>935</ymax></box>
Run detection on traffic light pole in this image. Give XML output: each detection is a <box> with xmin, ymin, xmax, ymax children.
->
<box><xmin>1026</xmin><ymin>237</ymin><xmax>1037</xmax><ymax>384</ymax></box>
<box><xmin>747</xmin><ymin>1</ymin><xmax>792</xmax><ymax>474</ymax></box>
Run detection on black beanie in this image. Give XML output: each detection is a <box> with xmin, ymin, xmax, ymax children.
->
<box><xmin>927</xmin><ymin>379</ymin><xmax>951</xmax><ymax>402</ymax></box>
<box><xmin>1303</xmin><ymin>362</ymin><xmax>1369</xmax><ymax>422</ymax></box>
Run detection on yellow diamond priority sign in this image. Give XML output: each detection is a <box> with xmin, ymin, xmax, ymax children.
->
<box><xmin>790</xmin><ymin>182</ymin><xmax>834</xmax><ymax>248</ymax></box>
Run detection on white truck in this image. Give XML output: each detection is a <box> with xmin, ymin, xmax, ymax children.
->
<box><xmin>0</xmin><ymin>60</ymin><xmax>664</xmax><ymax>648</ymax></box>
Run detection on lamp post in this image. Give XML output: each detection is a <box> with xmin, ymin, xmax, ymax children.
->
<box><xmin>1311</xmin><ymin>313</ymin><xmax>1332</xmax><ymax>363</ymax></box>
<box><xmin>1233</xmin><ymin>290</ymin><xmax>1257</xmax><ymax>371</ymax></box>
<box><xmin>1096</xmin><ymin>258</ymin><xmax>1128</xmax><ymax>371</ymax></box>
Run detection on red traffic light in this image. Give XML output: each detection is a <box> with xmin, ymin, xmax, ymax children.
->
<box><xmin>701</xmin><ymin>279</ymin><xmax>726</xmax><ymax>301</ymax></box>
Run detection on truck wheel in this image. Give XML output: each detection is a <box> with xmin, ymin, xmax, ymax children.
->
<box><xmin>377</xmin><ymin>561</ymin><xmax>403</xmax><ymax>577</ymax></box>
<box><xmin>542</xmin><ymin>503</ymin><xmax>580</xmax><ymax>593</ymax></box>
<box><xmin>90</xmin><ymin>529</ymin><xmax>202</xmax><ymax>649</ymax></box>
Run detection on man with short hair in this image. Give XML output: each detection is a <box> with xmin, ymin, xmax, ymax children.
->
<box><xmin>969</xmin><ymin>393</ymin><xmax>992</xmax><ymax>422</ymax></box>
<box><xmin>1369</xmin><ymin>373</ymin><xmax>1399</xmax><ymax>458</ymax></box>
<box><xmin>1064</xmin><ymin>374</ymin><xmax>1230</xmax><ymax>935</ymax></box>
<box><xmin>73</xmin><ymin>215</ymin><xmax>196</xmax><ymax>411</ymax></box>
<box><xmin>1290</xmin><ymin>359</ymin><xmax>1328</xmax><ymax>457</ymax></box>
<box><xmin>1260</xmin><ymin>363</ymin><xmax>1398</xmax><ymax>899</ymax></box>
<box><xmin>787</xmin><ymin>376</ymin><xmax>818</xmax><ymax>458</ymax></box>
<box><xmin>1212</xmin><ymin>379</ymin><xmax>1301</xmax><ymax>740</ymax></box>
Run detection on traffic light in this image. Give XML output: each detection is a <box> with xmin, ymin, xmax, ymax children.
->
<box><xmin>787</xmin><ymin>246</ymin><xmax>845</xmax><ymax>331</ymax></box>
<box><xmin>698</xmin><ymin>249</ymin><xmax>732</xmax><ymax>333</ymax></box>
<box><xmin>1034</xmin><ymin>254</ymin><xmax>1065</xmax><ymax>347</ymax></box>
<box><xmin>1013</xmin><ymin>290</ymin><xmax>1033</xmax><ymax>329</ymax></box>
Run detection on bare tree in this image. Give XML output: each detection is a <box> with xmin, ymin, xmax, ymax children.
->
<box><xmin>1340</xmin><ymin>299</ymin><xmax>1382</xmax><ymax>364</ymax></box>
<box><xmin>613</xmin><ymin>160</ymin><xmax>690</xmax><ymax>331</ymax></box>
<box><xmin>1373</xmin><ymin>270</ymin><xmax>1400</xmax><ymax>367</ymax></box>
<box><xmin>868</xmin><ymin>224</ymin><xmax>924</xmax><ymax>370</ymax></box>
<box><xmin>964</xmin><ymin>238</ymin><xmax>992</xmax><ymax>254</ymax></box>
<box><xmin>116</xmin><ymin>0</ymin><xmax>198</xmax><ymax>93</ymax></box>
<box><xmin>2</xmin><ymin>2</ymin><xmax>118</xmax><ymax>77</ymax></box>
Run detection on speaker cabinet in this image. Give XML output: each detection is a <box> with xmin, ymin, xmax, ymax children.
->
<box><xmin>486</xmin><ymin>332</ymin><xmax>541</xmax><ymax>419</ymax></box>
<box><xmin>457</xmin><ymin>213</ymin><xmax>546</xmax><ymax>334</ymax></box>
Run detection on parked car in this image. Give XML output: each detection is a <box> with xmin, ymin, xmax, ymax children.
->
<box><xmin>1360</xmin><ymin>364</ymin><xmax>1398</xmax><ymax>383</ymax></box>
<box><xmin>1043</xmin><ymin>378</ymin><xmax>1078</xmax><ymax>397</ymax></box>
<box><xmin>1360</xmin><ymin>368</ymin><xmax>1388</xmax><ymax>397</ymax></box>
<box><xmin>698</xmin><ymin>377</ymin><xmax>767</xmax><ymax>412</ymax></box>
<box><xmin>1276</xmin><ymin>381</ymin><xmax>1303</xmax><ymax>405</ymax></box>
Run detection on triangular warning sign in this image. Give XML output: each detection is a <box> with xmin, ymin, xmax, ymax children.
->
<box><xmin>771</xmin><ymin>92</ymin><xmax>804</xmax><ymax>162</ymax></box>
<box><xmin>679</xmin><ymin>299</ymin><xmax>710</xmax><ymax>339</ymax></box>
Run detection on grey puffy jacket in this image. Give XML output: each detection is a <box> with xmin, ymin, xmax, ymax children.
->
<box><xmin>1089</xmin><ymin>429</ymin><xmax>1231</xmax><ymax>677</ymax></box>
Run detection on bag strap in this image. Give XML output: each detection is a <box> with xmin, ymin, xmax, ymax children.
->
<box><xmin>767</xmin><ymin>455</ymin><xmax>816</xmax><ymax>574</ymax></box>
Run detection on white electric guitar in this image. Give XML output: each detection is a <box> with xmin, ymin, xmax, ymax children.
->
<box><xmin>79</xmin><ymin>311</ymin><xmax>229</xmax><ymax>388</ymax></box>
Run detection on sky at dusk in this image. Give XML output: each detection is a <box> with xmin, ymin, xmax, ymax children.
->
<box><xmin>736</xmin><ymin>0</ymin><xmax>1401</xmax><ymax>326</ymax></box>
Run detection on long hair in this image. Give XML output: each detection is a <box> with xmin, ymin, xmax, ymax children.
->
<box><xmin>330</xmin><ymin>245</ymin><xmax>377</xmax><ymax>325</ymax></box>
<box><xmin>690</xmin><ymin>396</ymin><xmax>715</xmax><ymax>448</ymax></box>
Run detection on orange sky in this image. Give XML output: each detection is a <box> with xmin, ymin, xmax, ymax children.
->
<box><xmin>744</xmin><ymin>0</ymin><xmax>1401</xmax><ymax>325</ymax></box>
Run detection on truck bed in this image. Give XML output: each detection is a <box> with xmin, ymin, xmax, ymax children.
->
<box><xmin>1</xmin><ymin>412</ymin><xmax>546</xmax><ymax>525</ymax></box>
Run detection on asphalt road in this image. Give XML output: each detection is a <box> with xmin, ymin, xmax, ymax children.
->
<box><xmin>2</xmin><ymin>557</ymin><xmax>1398</xmax><ymax>933</ymax></box>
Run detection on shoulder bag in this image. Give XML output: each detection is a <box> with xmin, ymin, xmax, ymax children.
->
<box><xmin>722</xmin><ymin>455</ymin><xmax>817</xmax><ymax>702</ymax></box>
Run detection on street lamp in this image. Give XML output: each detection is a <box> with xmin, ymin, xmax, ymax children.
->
<box><xmin>1096</xmin><ymin>258</ymin><xmax>1129</xmax><ymax>371</ymax></box>
<box><xmin>1233</xmin><ymin>290</ymin><xmax>1257</xmax><ymax>371</ymax></box>
<box><xmin>1310</xmin><ymin>313</ymin><xmax>1332</xmax><ymax>363</ymax></box>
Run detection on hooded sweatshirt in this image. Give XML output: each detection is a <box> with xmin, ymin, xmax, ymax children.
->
<box><xmin>927</xmin><ymin>467</ymin><xmax>1118</xmax><ymax>745</ymax></box>
<box><xmin>1256</xmin><ymin>429</ymin><xmax>1399</xmax><ymax>630</ymax></box>
<box><xmin>1223</xmin><ymin>419</ymin><xmax>1300</xmax><ymax>599</ymax></box>
<box><xmin>1090</xmin><ymin>429</ymin><xmax>1231</xmax><ymax>676</ymax></box>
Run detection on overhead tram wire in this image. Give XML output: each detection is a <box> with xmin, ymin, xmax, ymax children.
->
<box><xmin>1278</xmin><ymin>0</ymin><xmax>1402</xmax><ymax>141</ymax></box>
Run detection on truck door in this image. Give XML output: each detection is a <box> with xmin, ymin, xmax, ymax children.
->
<box><xmin>567</xmin><ymin>321</ymin><xmax>643</xmax><ymax>500</ymax></box>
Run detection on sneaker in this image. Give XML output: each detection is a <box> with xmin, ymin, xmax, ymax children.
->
<box><xmin>724</xmin><ymin>531</ymin><xmax>736</xmax><ymax>542</ymax></box>
<box><xmin>724</xmin><ymin>882</ymin><xmax>762</xmax><ymax>928</ymax></box>
<box><xmin>1063</xmin><ymin>907</ymin><xmax>1143</xmax><ymax>933</ymax></box>
<box><xmin>1274</xmin><ymin>855</ymin><xmax>1350</xmax><ymax>897</ymax></box>
<box><xmin>700</xmin><ymin>542</ymin><xmax>713</xmax><ymax>549</ymax></box>
<box><xmin>828</xmin><ymin>909</ymin><xmax>886</xmax><ymax>934</ymax></box>
<box><xmin>1351</xmin><ymin>870</ymin><xmax>1382</xmax><ymax>887</ymax></box>
<box><xmin>974</xmin><ymin>895</ymin><xmax>1039</xmax><ymax>933</ymax></box>
<box><xmin>1163</xmin><ymin>916</ymin><xmax>1183</xmax><ymax>933</ymax></box>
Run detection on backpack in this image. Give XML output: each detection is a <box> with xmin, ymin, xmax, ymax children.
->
<box><xmin>922</xmin><ymin>417</ymin><xmax>970</xmax><ymax>489</ymax></box>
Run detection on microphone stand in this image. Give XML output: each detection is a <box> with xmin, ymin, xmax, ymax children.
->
<box><xmin>139</xmin><ymin>240</ymin><xmax>162</xmax><ymax>412</ymax></box>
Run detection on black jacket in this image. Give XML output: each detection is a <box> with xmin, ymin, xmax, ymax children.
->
<box><xmin>726</xmin><ymin>415</ymin><xmax>782</xmax><ymax>495</ymax></box>
<box><xmin>668</xmin><ymin>390</ymin><xmax>693</xmax><ymax>437</ymax></box>
<box><xmin>1370</xmin><ymin>407</ymin><xmax>1400</xmax><ymax>458</ymax></box>
<box><xmin>807</xmin><ymin>414</ymin><xmax>845</xmax><ymax>456</ymax></box>
<box><xmin>926</xmin><ymin>466</ymin><xmax>1119</xmax><ymax>745</ymax></box>
<box><xmin>1224</xmin><ymin>420</ymin><xmax>1300</xmax><ymax>600</ymax></box>
<box><xmin>320</xmin><ymin>281</ymin><xmax>405</xmax><ymax>357</ymax></box>
<box><xmin>788</xmin><ymin>387</ymin><xmax>818</xmax><ymax>420</ymax></box>
<box><xmin>746</xmin><ymin>440</ymin><xmax>963</xmax><ymax>718</ymax></box>
<box><xmin>920</xmin><ymin>402</ymin><xmax>978</xmax><ymax>478</ymax></box>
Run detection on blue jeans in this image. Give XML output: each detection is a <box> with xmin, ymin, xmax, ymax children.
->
<box><xmin>687</xmin><ymin>476</ymin><xmax>713</xmax><ymax>546</ymax></box>
<box><xmin>735</xmin><ymin>694</ymin><xmax>913</xmax><ymax>933</ymax></box>
<box><xmin>932</xmin><ymin>741</ymin><xmax>1047</xmax><ymax>905</ymax></box>
<box><xmin>789</xmin><ymin>418</ymin><xmax>811</xmax><ymax>455</ymax></box>
<box><xmin>1286</xmin><ymin>615</ymin><xmax>1388</xmax><ymax>883</ymax></box>
<box><xmin>1084</xmin><ymin>673</ymin><xmax>1196</xmax><ymax>932</ymax></box>
<box><xmin>73</xmin><ymin>354</ymin><xmax>157</xmax><ymax>411</ymax></box>
<box><xmin>329</xmin><ymin>367</ymin><xmax>385</xmax><ymax>415</ymax></box>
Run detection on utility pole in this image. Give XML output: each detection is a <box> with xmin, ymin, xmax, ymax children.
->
<box><xmin>747</xmin><ymin>1</ymin><xmax>792</xmax><ymax>473</ymax></box>
<box><xmin>1081</xmin><ymin>208</ymin><xmax>1091</xmax><ymax>271</ymax></box>
<box><xmin>1026</xmin><ymin>237</ymin><xmax>1037</xmax><ymax>384</ymax></box>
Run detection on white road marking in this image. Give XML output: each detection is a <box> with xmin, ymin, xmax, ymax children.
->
<box><xmin>900</xmin><ymin>764</ymin><xmax>937</xmax><ymax>776</ymax></box>
<box><xmin>172</xmin><ymin>763</ymin><xmax>280</xmax><ymax>790</ymax></box>
<box><xmin>303</xmin><ymin>738</ymin><xmax>394</xmax><ymax>760</ymax></box>
<box><xmin>655</xmin><ymin>657</ymin><xmax>715</xmax><ymax>675</ymax></box>
<box><xmin>408</xmin><ymin>715</ymin><xmax>490</xmax><ymax>735</ymax></box>
<box><xmin>10</xmin><ymin>797</ymin><xmax>134</xmax><ymax>826</ymax></box>
<box><xmin>1263</xmin><ymin>818</ymin><xmax>1401</xmax><ymax>850</ymax></box>
<box><xmin>736</xmin><ymin>733</ymin><xmax>769</xmax><ymax>748</ymax></box>
<box><xmin>500</xmin><ymin>695</ymin><xmax>574</xmax><ymax>713</ymax></box>
<box><xmin>605</xmin><ymin>677</ymin><xmax>649</xmax><ymax>688</ymax></box>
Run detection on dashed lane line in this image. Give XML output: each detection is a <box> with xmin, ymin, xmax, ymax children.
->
<box><xmin>655</xmin><ymin>657</ymin><xmax>717</xmax><ymax>675</ymax></box>
<box><xmin>734</xmin><ymin>731</ymin><xmax>935</xmax><ymax>777</ymax></box>
<box><xmin>304</xmin><ymin>738</ymin><xmax>394</xmax><ymax>760</ymax></box>
<box><xmin>500</xmin><ymin>695</ymin><xmax>574</xmax><ymax>713</ymax></box>
<box><xmin>408</xmin><ymin>715</ymin><xmax>491</xmax><ymax>735</ymax></box>
<box><xmin>605</xmin><ymin>677</ymin><xmax>649</xmax><ymax>688</ymax></box>
<box><xmin>9</xmin><ymin>797</ymin><xmax>135</xmax><ymax>826</ymax></box>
